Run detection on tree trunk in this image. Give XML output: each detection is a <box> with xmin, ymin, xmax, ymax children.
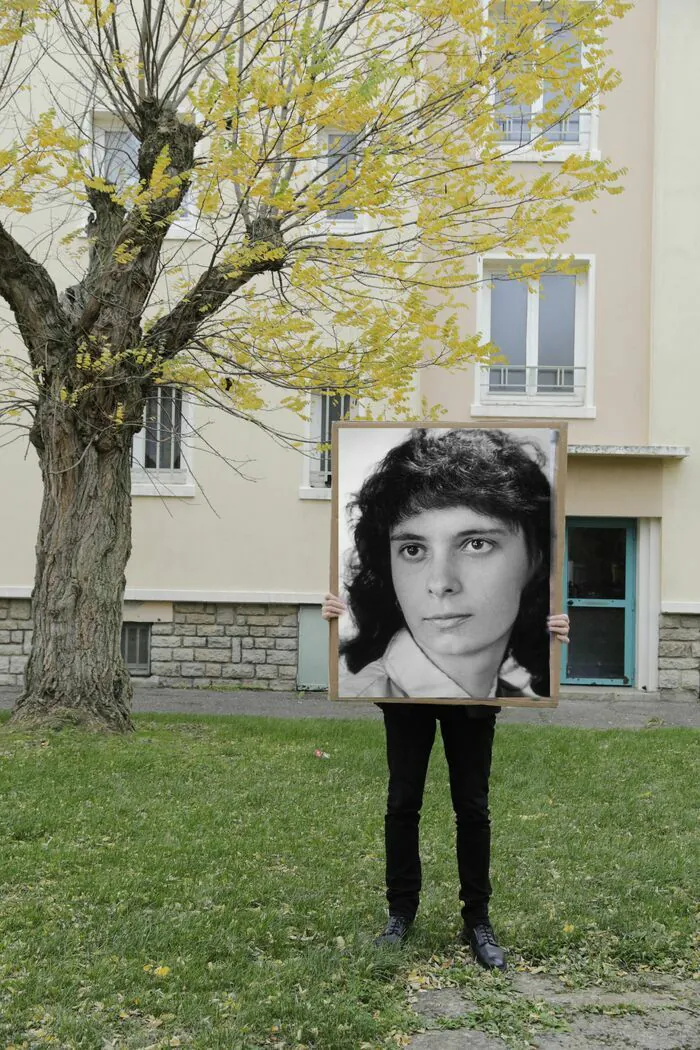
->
<box><xmin>9</xmin><ymin>405</ymin><xmax>135</xmax><ymax>732</ymax></box>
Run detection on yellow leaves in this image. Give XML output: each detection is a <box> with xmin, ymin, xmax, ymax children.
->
<box><xmin>142</xmin><ymin>962</ymin><xmax>171</xmax><ymax>977</ymax></box>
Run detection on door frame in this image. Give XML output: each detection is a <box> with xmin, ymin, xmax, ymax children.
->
<box><xmin>562</xmin><ymin>517</ymin><xmax>637</xmax><ymax>686</ymax></box>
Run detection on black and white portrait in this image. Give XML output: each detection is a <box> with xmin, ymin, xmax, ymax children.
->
<box><xmin>330</xmin><ymin>424</ymin><xmax>566</xmax><ymax>707</ymax></box>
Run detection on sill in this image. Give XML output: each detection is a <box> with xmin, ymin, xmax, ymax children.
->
<box><xmin>299</xmin><ymin>487</ymin><xmax>332</xmax><ymax>501</ymax></box>
<box><xmin>132</xmin><ymin>477</ymin><xmax>196</xmax><ymax>497</ymax></box>
<box><xmin>498</xmin><ymin>144</ymin><xmax>601</xmax><ymax>164</ymax></box>
<box><xmin>471</xmin><ymin>402</ymin><xmax>596</xmax><ymax>420</ymax></box>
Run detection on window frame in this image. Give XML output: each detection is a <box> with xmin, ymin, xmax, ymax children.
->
<box><xmin>299</xmin><ymin>390</ymin><xmax>356</xmax><ymax>499</ymax></box>
<box><xmin>316</xmin><ymin>128</ymin><xmax>369</xmax><ymax>234</ymax></box>
<box><xmin>131</xmin><ymin>384</ymin><xmax>196</xmax><ymax>498</ymax></box>
<box><xmin>472</xmin><ymin>253</ymin><xmax>596</xmax><ymax>420</ymax></box>
<box><xmin>90</xmin><ymin>111</ymin><xmax>199</xmax><ymax>240</ymax></box>
<box><xmin>487</xmin><ymin>1</ymin><xmax>601</xmax><ymax>163</ymax></box>
<box><xmin>120</xmin><ymin>621</ymin><xmax>152</xmax><ymax>676</ymax></box>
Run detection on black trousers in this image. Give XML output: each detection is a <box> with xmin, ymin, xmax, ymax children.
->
<box><xmin>381</xmin><ymin>703</ymin><xmax>496</xmax><ymax>926</ymax></box>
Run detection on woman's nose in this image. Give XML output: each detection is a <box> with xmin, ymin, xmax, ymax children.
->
<box><xmin>426</xmin><ymin>556</ymin><xmax>461</xmax><ymax>597</ymax></box>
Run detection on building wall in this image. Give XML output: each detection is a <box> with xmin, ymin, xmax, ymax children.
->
<box><xmin>650</xmin><ymin>0</ymin><xmax>700</xmax><ymax>615</ymax></box>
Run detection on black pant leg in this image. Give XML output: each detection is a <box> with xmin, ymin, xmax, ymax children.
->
<box><xmin>439</xmin><ymin>710</ymin><xmax>497</xmax><ymax>926</ymax></box>
<box><xmin>382</xmin><ymin>703</ymin><xmax>437</xmax><ymax>920</ymax></box>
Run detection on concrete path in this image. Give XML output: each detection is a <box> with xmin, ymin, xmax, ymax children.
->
<box><xmin>2</xmin><ymin>685</ymin><xmax>699</xmax><ymax>729</ymax></box>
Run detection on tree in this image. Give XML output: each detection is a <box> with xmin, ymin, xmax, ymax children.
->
<box><xmin>0</xmin><ymin>0</ymin><xmax>629</xmax><ymax>731</ymax></box>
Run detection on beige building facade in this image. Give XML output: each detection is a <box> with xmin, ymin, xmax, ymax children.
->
<box><xmin>1</xmin><ymin>0</ymin><xmax>699</xmax><ymax>700</ymax></box>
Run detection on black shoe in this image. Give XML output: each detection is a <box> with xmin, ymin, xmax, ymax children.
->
<box><xmin>462</xmin><ymin>921</ymin><xmax>507</xmax><ymax>972</ymax></box>
<box><xmin>373</xmin><ymin>914</ymin><xmax>413</xmax><ymax>947</ymax></box>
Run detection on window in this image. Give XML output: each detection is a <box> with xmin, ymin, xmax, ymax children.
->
<box><xmin>324</xmin><ymin>131</ymin><xmax>359</xmax><ymax>224</ymax></box>
<box><xmin>309</xmin><ymin>391</ymin><xmax>353</xmax><ymax>488</ymax></box>
<box><xmin>474</xmin><ymin>258</ymin><xmax>594</xmax><ymax>417</ymax></box>
<box><xmin>492</xmin><ymin>7</ymin><xmax>596</xmax><ymax>157</ymax></box>
<box><xmin>131</xmin><ymin>384</ymin><xmax>195</xmax><ymax>495</ymax></box>
<box><xmin>121</xmin><ymin>622</ymin><xmax>151</xmax><ymax>676</ymax></box>
<box><xmin>93</xmin><ymin>114</ymin><xmax>196</xmax><ymax>234</ymax></box>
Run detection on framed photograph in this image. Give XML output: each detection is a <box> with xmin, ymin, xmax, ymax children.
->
<box><xmin>329</xmin><ymin>422</ymin><xmax>567</xmax><ymax>707</ymax></box>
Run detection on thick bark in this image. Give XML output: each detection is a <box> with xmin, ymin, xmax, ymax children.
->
<box><xmin>9</xmin><ymin>399</ymin><xmax>136</xmax><ymax>733</ymax></box>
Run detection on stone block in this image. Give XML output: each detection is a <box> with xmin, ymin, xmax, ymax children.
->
<box><xmin>247</xmin><ymin>651</ymin><xmax>268</xmax><ymax>664</ymax></box>
<box><xmin>149</xmin><ymin>650</ymin><xmax>172</xmax><ymax>663</ymax></box>
<box><xmin>151</xmin><ymin>623</ymin><xmax>175</xmax><ymax>636</ymax></box>
<box><xmin>221</xmin><ymin>663</ymin><xmax>255</xmax><ymax>678</ymax></box>
<box><xmin>255</xmin><ymin>663</ymin><xmax>274</xmax><ymax>678</ymax></box>
<box><xmin>10</xmin><ymin>656</ymin><xmax>28</xmax><ymax>673</ymax></box>
<box><xmin>277</xmin><ymin>663</ymin><xmax>296</xmax><ymax>676</ymax></box>
<box><xmin>249</xmin><ymin>626</ymin><xmax>265</xmax><ymax>637</ymax></box>
<box><xmin>275</xmin><ymin>639</ymin><xmax>297</xmax><ymax>651</ymax></box>
<box><xmin>224</xmin><ymin>625</ymin><xmax>247</xmax><ymax>637</ymax></box>
<box><xmin>204</xmin><ymin>664</ymin><xmax>223</xmax><ymax>677</ymax></box>
<box><xmin>216</xmin><ymin>606</ymin><xmax>234</xmax><ymax>625</ymax></box>
<box><xmin>151</xmin><ymin>660</ymin><xmax>175</xmax><ymax>675</ymax></box>
<box><xmin>193</xmin><ymin>648</ymin><xmax>229</xmax><ymax>662</ymax></box>
<box><xmin>1</xmin><ymin>644</ymin><xmax>23</xmax><ymax>655</ymax></box>
<box><xmin>241</xmin><ymin>637</ymin><xmax>254</xmax><ymax>649</ymax></box>
<box><xmin>175</xmin><ymin>601</ymin><xmax>205</xmax><ymax>612</ymax></box>
<box><xmin>236</xmin><ymin>616</ymin><xmax>248</xmax><ymax>626</ymax></box>
<box><xmin>658</xmin><ymin>642</ymin><xmax>693</xmax><ymax>658</ymax></box>
<box><xmin>151</xmin><ymin>634</ymin><xmax>174</xmax><ymax>648</ymax></box>
<box><xmin>180</xmin><ymin>662</ymin><xmax>206</xmax><ymax>676</ymax></box>
<box><xmin>0</xmin><ymin>631</ymin><xmax>10</xmax><ymax>644</ymax></box>
<box><xmin>268</xmin><ymin>626</ymin><xmax>298</xmax><ymax>638</ymax></box>
<box><xmin>192</xmin><ymin>678</ymin><xmax>213</xmax><ymax>688</ymax></box>
<box><xmin>267</xmin><ymin>650</ymin><xmax>296</xmax><ymax>666</ymax></box>
<box><xmin>235</xmin><ymin>604</ymin><xmax>261</xmax><ymax>615</ymax></box>
<box><xmin>196</xmin><ymin>624</ymin><xmax>225</xmax><ymax>636</ymax></box>
<box><xmin>206</xmin><ymin>636</ymin><xmax>231</xmax><ymax>649</ymax></box>
<box><xmin>22</xmin><ymin>633</ymin><xmax>33</xmax><ymax>654</ymax></box>
<box><xmin>281</xmin><ymin>615</ymin><xmax>298</xmax><ymax>627</ymax></box>
<box><xmin>0</xmin><ymin>656</ymin><xmax>8</xmax><ymax>671</ymax></box>
<box><xmin>658</xmin><ymin>658</ymin><xmax>697</xmax><ymax>670</ymax></box>
<box><xmin>680</xmin><ymin>615</ymin><xmax>700</xmax><ymax>629</ymax></box>
<box><xmin>9</xmin><ymin>600</ymin><xmax>31</xmax><ymax>619</ymax></box>
<box><xmin>253</xmin><ymin>638</ymin><xmax>269</xmax><ymax>649</ymax></box>
<box><xmin>658</xmin><ymin>670</ymin><xmax>681</xmax><ymax>689</ymax></box>
<box><xmin>182</xmin><ymin>612</ymin><xmax>217</xmax><ymax>625</ymax></box>
<box><xmin>0</xmin><ymin>674</ymin><xmax>17</xmax><ymax>685</ymax></box>
<box><xmin>659</xmin><ymin>629</ymin><xmax>699</xmax><ymax>641</ymax></box>
<box><xmin>11</xmin><ymin>631</ymin><xmax>24</xmax><ymax>643</ymax></box>
<box><xmin>267</xmin><ymin>605</ymin><xmax>296</xmax><ymax>615</ymax></box>
<box><xmin>680</xmin><ymin>669</ymin><xmax>699</xmax><ymax>689</ymax></box>
<box><xmin>231</xmin><ymin>640</ymin><xmax>241</xmax><ymax>662</ymax></box>
<box><xmin>659</xmin><ymin>614</ymin><xmax>681</xmax><ymax>628</ymax></box>
<box><xmin>270</xmin><ymin>680</ymin><xmax>291</xmax><ymax>690</ymax></box>
<box><xmin>691</xmin><ymin>642</ymin><xmax>700</xmax><ymax>658</ymax></box>
<box><xmin>247</xmin><ymin>616</ymin><xmax>280</xmax><ymax>626</ymax></box>
<box><xmin>170</xmin><ymin>648</ymin><xmax>194</xmax><ymax>662</ymax></box>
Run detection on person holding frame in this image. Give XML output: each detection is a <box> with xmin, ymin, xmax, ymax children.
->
<box><xmin>322</xmin><ymin>426</ymin><xmax>569</xmax><ymax>970</ymax></box>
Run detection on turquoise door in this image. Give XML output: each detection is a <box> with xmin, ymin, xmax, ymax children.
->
<box><xmin>562</xmin><ymin>518</ymin><xmax>636</xmax><ymax>686</ymax></box>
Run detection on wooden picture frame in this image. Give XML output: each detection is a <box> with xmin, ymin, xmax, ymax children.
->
<box><xmin>328</xmin><ymin>421</ymin><xmax>567</xmax><ymax>708</ymax></box>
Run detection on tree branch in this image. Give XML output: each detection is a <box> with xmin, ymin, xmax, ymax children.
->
<box><xmin>0</xmin><ymin>221</ymin><xmax>68</xmax><ymax>372</ymax></box>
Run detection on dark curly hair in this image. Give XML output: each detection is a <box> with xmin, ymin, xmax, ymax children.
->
<box><xmin>341</xmin><ymin>428</ymin><xmax>553</xmax><ymax>695</ymax></box>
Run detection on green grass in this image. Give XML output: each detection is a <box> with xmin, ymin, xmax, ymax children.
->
<box><xmin>0</xmin><ymin>713</ymin><xmax>697</xmax><ymax>1050</ymax></box>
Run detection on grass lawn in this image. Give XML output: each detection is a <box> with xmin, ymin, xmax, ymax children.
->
<box><xmin>0</xmin><ymin>713</ymin><xmax>697</xmax><ymax>1050</ymax></box>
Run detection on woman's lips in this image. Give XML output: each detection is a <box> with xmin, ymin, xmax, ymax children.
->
<box><xmin>424</xmin><ymin>614</ymin><xmax>472</xmax><ymax>629</ymax></box>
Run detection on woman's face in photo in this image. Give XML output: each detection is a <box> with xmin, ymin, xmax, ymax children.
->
<box><xmin>389</xmin><ymin>506</ymin><xmax>532</xmax><ymax>662</ymax></box>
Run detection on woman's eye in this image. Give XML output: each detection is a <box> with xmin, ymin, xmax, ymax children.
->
<box><xmin>399</xmin><ymin>544</ymin><xmax>425</xmax><ymax>560</ymax></box>
<box><xmin>462</xmin><ymin>538</ymin><xmax>494</xmax><ymax>553</ymax></box>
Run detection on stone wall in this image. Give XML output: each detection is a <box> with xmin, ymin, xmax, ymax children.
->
<box><xmin>150</xmin><ymin>602</ymin><xmax>299</xmax><ymax>689</ymax></box>
<box><xmin>0</xmin><ymin>598</ymin><xmax>32</xmax><ymax>686</ymax></box>
<box><xmin>658</xmin><ymin>613</ymin><xmax>700</xmax><ymax>700</ymax></box>
<box><xmin>0</xmin><ymin>598</ymin><xmax>300</xmax><ymax>690</ymax></box>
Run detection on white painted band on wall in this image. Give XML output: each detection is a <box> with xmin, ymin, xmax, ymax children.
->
<box><xmin>661</xmin><ymin>603</ymin><xmax>700</xmax><ymax>614</ymax></box>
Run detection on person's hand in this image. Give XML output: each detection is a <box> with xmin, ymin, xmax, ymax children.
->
<box><xmin>547</xmin><ymin>613</ymin><xmax>570</xmax><ymax>644</ymax></box>
<box><xmin>322</xmin><ymin>593</ymin><xmax>347</xmax><ymax>620</ymax></box>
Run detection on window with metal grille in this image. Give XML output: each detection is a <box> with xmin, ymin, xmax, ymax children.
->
<box><xmin>131</xmin><ymin>385</ymin><xmax>185</xmax><ymax>473</ymax></box>
<box><xmin>325</xmin><ymin>132</ymin><xmax>358</xmax><ymax>222</ymax></box>
<box><xmin>121</xmin><ymin>623</ymin><xmax>151</xmax><ymax>676</ymax></box>
<box><xmin>479</xmin><ymin>262</ymin><xmax>591</xmax><ymax>406</ymax></box>
<box><xmin>310</xmin><ymin>392</ymin><xmax>353</xmax><ymax>488</ymax></box>
<box><xmin>492</xmin><ymin>8</ymin><xmax>588</xmax><ymax>150</ymax></box>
